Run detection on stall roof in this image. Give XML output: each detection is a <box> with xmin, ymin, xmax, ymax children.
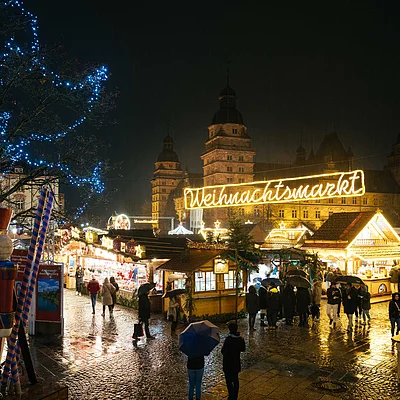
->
<box><xmin>156</xmin><ymin>250</ymin><xmax>223</xmax><ymax>273</ymax></box>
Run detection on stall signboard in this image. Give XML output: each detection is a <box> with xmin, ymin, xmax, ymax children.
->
<box><xmin>36</xmin><ymin>264</ymin><xmax>63</xmax><ymax>323</ymax></box>
<box><xmin>214</xmin><ymin>258</ymin><xmax>229</xmax><ymax>274</ymax></box>
<box><xmin>184</xmin><ymin>170</ymin><xmax>365</xmax><ymax>209</ymax></box>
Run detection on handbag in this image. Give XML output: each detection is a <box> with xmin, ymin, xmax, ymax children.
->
<box><xmin>132</xmin><ymin>322</ymin><xmax>144</xmax><ymax>339</ymax></box>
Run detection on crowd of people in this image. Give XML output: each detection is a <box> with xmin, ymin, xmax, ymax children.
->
<box><xmin>246</xmin><ymin>278</ymin><xmax>374</xmax><ymax>333</ymax></box>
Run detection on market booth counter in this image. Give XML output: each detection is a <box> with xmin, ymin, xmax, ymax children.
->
<box><xmin>157</xmin><ymin>249</ymin><xmax>247</xmax><ymax>317</ymax></box>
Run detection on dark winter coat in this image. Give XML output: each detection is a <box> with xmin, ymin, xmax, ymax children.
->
<box><xmin>360</xmin><ymin>290</ymin><xmax>371</xmax><ymax>310</ymax></box>
<box><xmin>296</xmin><ymin>287</ymin><xmax>311</xmax><ymax>314</ymax></box>
<box><xmin>258</xmin><ymin>286</ymin><xmax>268</xmax><ymax>309</ymax></box>
<box><xmin>327</xmin><ymin>286</ymin><xmax>341</xmax><ymax>305</ymax></box>
<box><xmin>343</xmin><ymin>286</ymin><xmax>358</xmax><ymax>314</ymax></box>
<box><xmin>267</xmin><ymin>288</ymin><xmax>281</xmax><ymax>311</ymax></box>
<box><xmin>221</xmin><ymin>333</ymin><xmax>246</xmax><ymax>374</ymax></box>
<box><xmin>389</xmin><ymin>293</ymin><xmax>400</xmax><ymax>319</ymax></box>
<box><xmin>138</xmin><ymin>294</ymin><xmax>151</xmax><ymax>320</ymax></box>
<box><xmin>246</xmin><ymin>292</ymin><xmax>260</xmax><ymax>314</ymax></box>
<box><xmin>390</xmin><ymin>267</ymin><xmax>400</xmax><ymax>284</ymax></box>
<box><xmin>282</xmin><ymin>285</ymin><xmax>296</xmax><ymax>318</ymax></box>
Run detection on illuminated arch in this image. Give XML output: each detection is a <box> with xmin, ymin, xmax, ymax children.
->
<box><xmin>115</xmin><ymin>214</ymin><xmax>131</xmax><ymax>230</ymax></box>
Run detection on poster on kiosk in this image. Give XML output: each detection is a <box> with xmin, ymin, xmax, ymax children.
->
<box><xmin>35</xmin><ymin>263</ymin><xmax>64</xmax><ymax>335</ymax></box>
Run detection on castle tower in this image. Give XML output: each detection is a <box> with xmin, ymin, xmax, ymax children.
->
<box><xmin>201</xmin><ymin>79</ymin><xmax>255</xmax><ymax>187</ymax></box>
<box><xmin>387</xmin><ymin>133</ymin><xmax>400</xmax><ymax>186</ymax></box>
<box><xmin>151</xmin><ymin>135</ymin><xmax>183</xmax><ymax>232</ymax></box>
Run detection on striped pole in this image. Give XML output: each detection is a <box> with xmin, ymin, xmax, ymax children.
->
<box><xmin>10</xmin><ymin>191</ymin><xmax>54</xmax><ymax>384</ymax></box>
<box><xmin>1</xmin><ymin>187</ymin><xmax>47</xmax><ymax>389</ymax></box>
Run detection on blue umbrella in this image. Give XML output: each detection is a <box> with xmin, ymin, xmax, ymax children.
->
<box><xmin>179</xmin><ymin>320</ymin><xmax>220</xmax><ymax>358</ymax></box>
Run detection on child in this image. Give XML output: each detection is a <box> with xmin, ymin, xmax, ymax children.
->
<box><xmin>221</xmin><ymin>322</ymin><xmax>246</xmax><ymax>400</ymax></box>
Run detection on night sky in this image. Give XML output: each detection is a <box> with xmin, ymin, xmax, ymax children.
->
<box><xmin>29</xmin><ymin>1</ymin><xmax>400</xmax><ymax>222</ymax></box>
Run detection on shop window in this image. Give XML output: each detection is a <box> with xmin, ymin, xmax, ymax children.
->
<box><xmin>224</xmin><ymin>270</ymin><xmax>243</xmax><ymax>289</ymax></box>
<box><xmin>352</xmin><ymin>197</ymin><xmax>357</xmax><ymax>205</ymax></box>
<box><xmin>291</xmin><ymin>209</ymin><xmax>297</xmax><ymax>218</ymax></box>
<box><xmin>239</xmin><ymin>156</ymin><xmax>244</xmax><ymax>161</ymax></box>
<box><xmin>303</xmin><ymin>210</ymin><xmax>308</xmax><ymax>219</ymax></box>
<box><xmin>227</xmin><ymin>155</ymin><xmax>233</xmax><ymax>161</ymax></box>
<box><xmin>239</xmin><ymin>167</ymin><xmax>244</xmax><ymax>173</ymax></box>
<box><xmin>174</xmin><ymin>279</ymin><xmax>186</xmax><ymax>290</ymax></box>
<box><xmin>288</xmin><ymin>231</ymin><xmax>295</xmax><ymax>240</ymax></box>
<box><xmin>195</xmin><ymin>271</ymin><xmax>216</xmax><ymax>292</ymax></box>
<box><xmin>278</xmin><ymin>209</ymin><xmax>284</xmax><ymax>218</ymax></box>
<box><xmin>341</xmin><ymin>197</ymin><xmax>346</xmax><ymax>204</ymax></box>
<box><xmin>315</xmin><ymin>210</ymin><xmax>321</xmax><ymax>219</ymax></box>
<box><xmin>363</xmin><ymin>197</ymin><xmax>368</xmax><ymax>205</ymax></box>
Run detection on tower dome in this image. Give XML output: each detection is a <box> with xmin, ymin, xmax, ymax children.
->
<box><xmin>157</xmin><ymin>135</ymin><xmax>179</xmax><ymax>162</ymax></box>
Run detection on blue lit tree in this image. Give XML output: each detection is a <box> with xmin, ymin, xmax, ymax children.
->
<box><xmin>0</xmin><ymin>0</ymin><xmax>114</xmax><ymax>222</ymax></box>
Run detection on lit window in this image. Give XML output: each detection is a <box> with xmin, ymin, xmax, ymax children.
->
<box><xmin>278</xmin><ymin>209</ymin><xmax>284</xmax><ymax>218</ymax></box>
<box><xmin>223</xmin><ymin>270</ymin><xmax>243</xmax><ymax>289</ymax></box>
<box><xmin>315</xmin><ymin>210</ymin><xmax>321</xmax><ymax>218</ymax></box>
<box><xmin>291</xmin><ymin>209</ymin><xmax>297</xmax><ymax>218</ymax></box>
<box><xmin>328</xmin><ymin>198</ymin><xmax>334</xmax><ymax>204</ymax></box>
<box><xmin>303</xmin><ymin>210</ymin><xmax>308</xmax><ymax>219</ymax></box>
<box><xmin>195</xmin><ymin>271</ymin><xmax>216</xmax><ymax>292</ymax></box>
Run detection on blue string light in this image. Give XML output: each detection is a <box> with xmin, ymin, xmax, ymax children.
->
<box><xmin>1</xmin><ymin>0</ymin><xmax>109</xmax><ymax>213</ymax></box>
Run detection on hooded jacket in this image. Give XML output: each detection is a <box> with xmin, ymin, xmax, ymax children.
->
<box><xmin>221</xmin><ymin>332</ymin><xmax>246</xmax><ymax>374</ymax></box>
<box><xmin>246</xmin><ymin>287</ymin><xmax>260</xmax><ymax>314</ymax></box>
<box><xmin>258</xmin><ymin>285</ymin><xmax>268</xmax><ymax>309</ymax></box>
<box><xmin>296</xmin><ymin>287</ymin><xmax>311</xmax><ymax>314</ymax></box>
<box><xmin>267</xmin><ymin>288</ymin><xmax>281</xmax><ymax>311</ymax></box>
<box><xmin>389</xmin><ymin>293</ymin><xmax>400</xmax><ymax>319</ymax></box>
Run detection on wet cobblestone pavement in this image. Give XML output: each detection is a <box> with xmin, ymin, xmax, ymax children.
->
<box><xmin>2</xmin><ymin>290</ymin><xmax>400</xmax><ymax>399</ymax></box>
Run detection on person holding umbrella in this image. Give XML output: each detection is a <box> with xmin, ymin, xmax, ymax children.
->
<box><xmin>343</xmin><ymin>282</ymin><xmax>358</xmax><ymax>332</ymax></box>
<box><xmin>221</xmin><ymin>322</ymin><xmax>246</xmax><ymax>400</ymax></box>
<box><xmin>168</xmin><ymin>293</ymin><xmax>181</xmax><ymax>333</ymax></box>
<box><xmin>138</xmin><ymin>283</ymin><xmax>155</xmax><ymax>339</ymax></box>
<box><xmin>266</xmin><ymin>282</ymin><xmax>281</xmax><ymax>330</ymax></box>
<box><xmin>282</xmin><ymin>282</ymin><xmax>295</xmax><ymax>326</ymax></box>
<box><xmin>326</xmin><ymin>281</ymin><xmax>341</xmax><ymax>329</ymax></box>
<box><xmin>258</xmin><ymin>284</ymin><xmax>268</xmax><ymax>327</ymax></box>
<box><xmin>179</xmin><ymin>320</ymin><xmax>220</xmax><ymax>400</ymax></box>
<box><xmin>296</xmin><ymin>286</ymin><xmax>311</xmax><ymax>327</ymax></box>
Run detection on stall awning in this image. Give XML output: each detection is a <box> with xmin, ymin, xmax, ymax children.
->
<box><xmin>350</xmin><ymin>246</ymin><xmax>400</xmax><ymax>260</ymax></box>
<box><xmin>156</xmin><ymin>250</ymin><xmax>223</xmax><ymax>273</ymax></box>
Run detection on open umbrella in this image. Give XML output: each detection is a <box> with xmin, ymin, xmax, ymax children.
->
<box><xmin>138</xmin><ymin>282</ymin><xmax>155</xmax><ymax>296</ymax></box>
<box><xmin>286</xmin><ymin>269</ymin><xmax>308</xmax><ymax>278</ymax></box>
<box><xmin>287</xmin><ymin>275</ymin><xmax>311</xmax><ymax>288</ymax></box>
<box><xmin>333</xmin><ymin>275</ymin><xmax>364</xmax><ymax>285</ymax></box>
<box><xmin>261</xmin><ymin>278</ymin><xmax>283</xmax><ymax>288</ymax></box>
<box><xmin>162</xmin><ymin>288</ymin><xmax>186</xmax><ymax>298</ymax></box>
<box><xmin>179</xmin><ymin>320</ymin><xmax>220</xmax><ymax>358</ymax></box>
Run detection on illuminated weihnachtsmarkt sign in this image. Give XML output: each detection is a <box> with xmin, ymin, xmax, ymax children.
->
<box><xmin>184</xmin><ymin>170</ymin><xmax>365</xmax><ymax>210</ymax></box>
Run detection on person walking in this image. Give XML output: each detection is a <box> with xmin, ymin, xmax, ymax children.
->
<box><xmin>245</xmin><ymin>285</ymin><xmax>259</xmax><ymax>331</ymax></box>
<box><xmin>109</xmin><ymin>276</ymin><xmax>119</xmax><ymax>310</ymax></box>
<box><xmin>87</xmin><ymin>276</ymin><xmax>100</xmax><ymax>315</ymax></box>
<box><xmin>138</xmin><ymin>290</ymin><xmax>154</xmax><ymax>339</ymax></box>
<box><xmin>389</xmin><ymin>292</ymin><xmax>400</xmax><ymax>337</ymax></box>
<box><xmin>187</xmin><ymin>355</ymin><xmax>204</xmax><ymax>400</ymax></box>
<box><xmin>282</xmin><ymin>283</ymin><xmax>295</xmax><ymax>326</ymax></box>
<box><xmin>343</xmin><ymin>282</ymin><xmax>358</xmax><ymax>332</ymax></box>
<box><xmin>258</xmin><ymin>285</ymin><xmax>268</xmax><ymax>327</ymax></box>
<box><xmin>327</xmin><ymin>282</ymin><xmax>341</xmax><ymax>328</ymax></box>
<box><xmin>354</xmin><ymin>285</ymin><xmax>363</xmax><ymax>324</ymax></box>
<box><xmin>75</xmin><ymin>265</ymin><xmax>84</xmax><ymax>296</ymax></box>
<box><xmin>296</xmin><ymin>286</ymin><xmax>311</xmax><ymax>327</ymax></box>
<box><xmin>360</xmin><ymin>285</ymin><xmax>371</xmax><ymax>325</ymax></box>
<box><xmin>266</xmin><ymin>282</ymin><xmax>280</xmax><ymax>329</ymax></box>
<box><xmin>390</xmin><ymin>265</ymin><xmax>400</xmax><ymax>294</ymax></box>
<box><xmin>168</xmin><ymin>294</ymin><xmax>181</xmax><ymax>333</ymax></box>
<box><xmin>221</xmin><ymin>322</ymin><xmax>246</xmax><ymax>400</ymax></box>
<box><xmin>311</xmin><ymin>280</ymin><xmax>322</xmax><ymax>322</ymax></box>
<box><xmin>101</xmin><ymin>277</ymin><xmax>115</xmax><ymax>317</ymax></box>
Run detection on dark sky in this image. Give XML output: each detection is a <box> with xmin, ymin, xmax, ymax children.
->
<box><xmin>29</xmin><ymin>0</ymin><xmax>400</xmax><ymax>221</ymax></box>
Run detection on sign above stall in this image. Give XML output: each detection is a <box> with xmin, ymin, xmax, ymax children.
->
<box><xmin>184</xmin><ymin>170</ymin><xmax>365</xmax><ymax>210</ymax></box>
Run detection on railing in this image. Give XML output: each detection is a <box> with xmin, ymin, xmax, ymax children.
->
<box><xmin>354</xmin><ymin>239</ymin><xmax>397</xmax><ymax>246</ymax></box>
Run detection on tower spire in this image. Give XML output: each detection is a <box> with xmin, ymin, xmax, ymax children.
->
<box><xmin>226</xmin><ymin>62</ymin><xmax>230</xmax><ymax>87</ymax></box>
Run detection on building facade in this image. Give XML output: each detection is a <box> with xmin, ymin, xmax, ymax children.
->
<box><xmin>152</xmin><ymin>81</ymin><xmax>400</xmax><ymax>234</ymax></box>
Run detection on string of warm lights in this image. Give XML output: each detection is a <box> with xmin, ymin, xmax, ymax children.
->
<box><xmin>1</xmin><ymin>0</ymin><xmax>109</xmax><ymax>217</ymax></box>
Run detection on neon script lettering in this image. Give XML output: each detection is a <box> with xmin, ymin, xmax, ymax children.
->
<box><xmin>184</xmin><ymin>170</ymin><xmax>365</xmax><ymax>209</ymax></box>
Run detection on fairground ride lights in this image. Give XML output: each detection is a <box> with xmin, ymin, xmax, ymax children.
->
<box><xmin>184</xmin><ymin>170</ymin><xmax>365</xmax><ymax>210</ymax></box>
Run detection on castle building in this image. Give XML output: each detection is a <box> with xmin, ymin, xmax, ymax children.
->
<box><xmin>152</xmin><ymin>81</ymin><xmax>400</xmax><ymax>234</ymax></box>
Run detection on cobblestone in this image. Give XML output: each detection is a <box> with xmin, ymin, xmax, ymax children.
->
<box><xmin>1</xmin><ymin>290</ymin><xmax>400</xmax><ymax>399</ymax></box>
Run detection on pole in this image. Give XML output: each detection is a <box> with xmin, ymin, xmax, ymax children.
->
<box><xmin>235</xmin><ymin>248</ymin><xmax>238</xmax><ymax>322</ymax></box>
